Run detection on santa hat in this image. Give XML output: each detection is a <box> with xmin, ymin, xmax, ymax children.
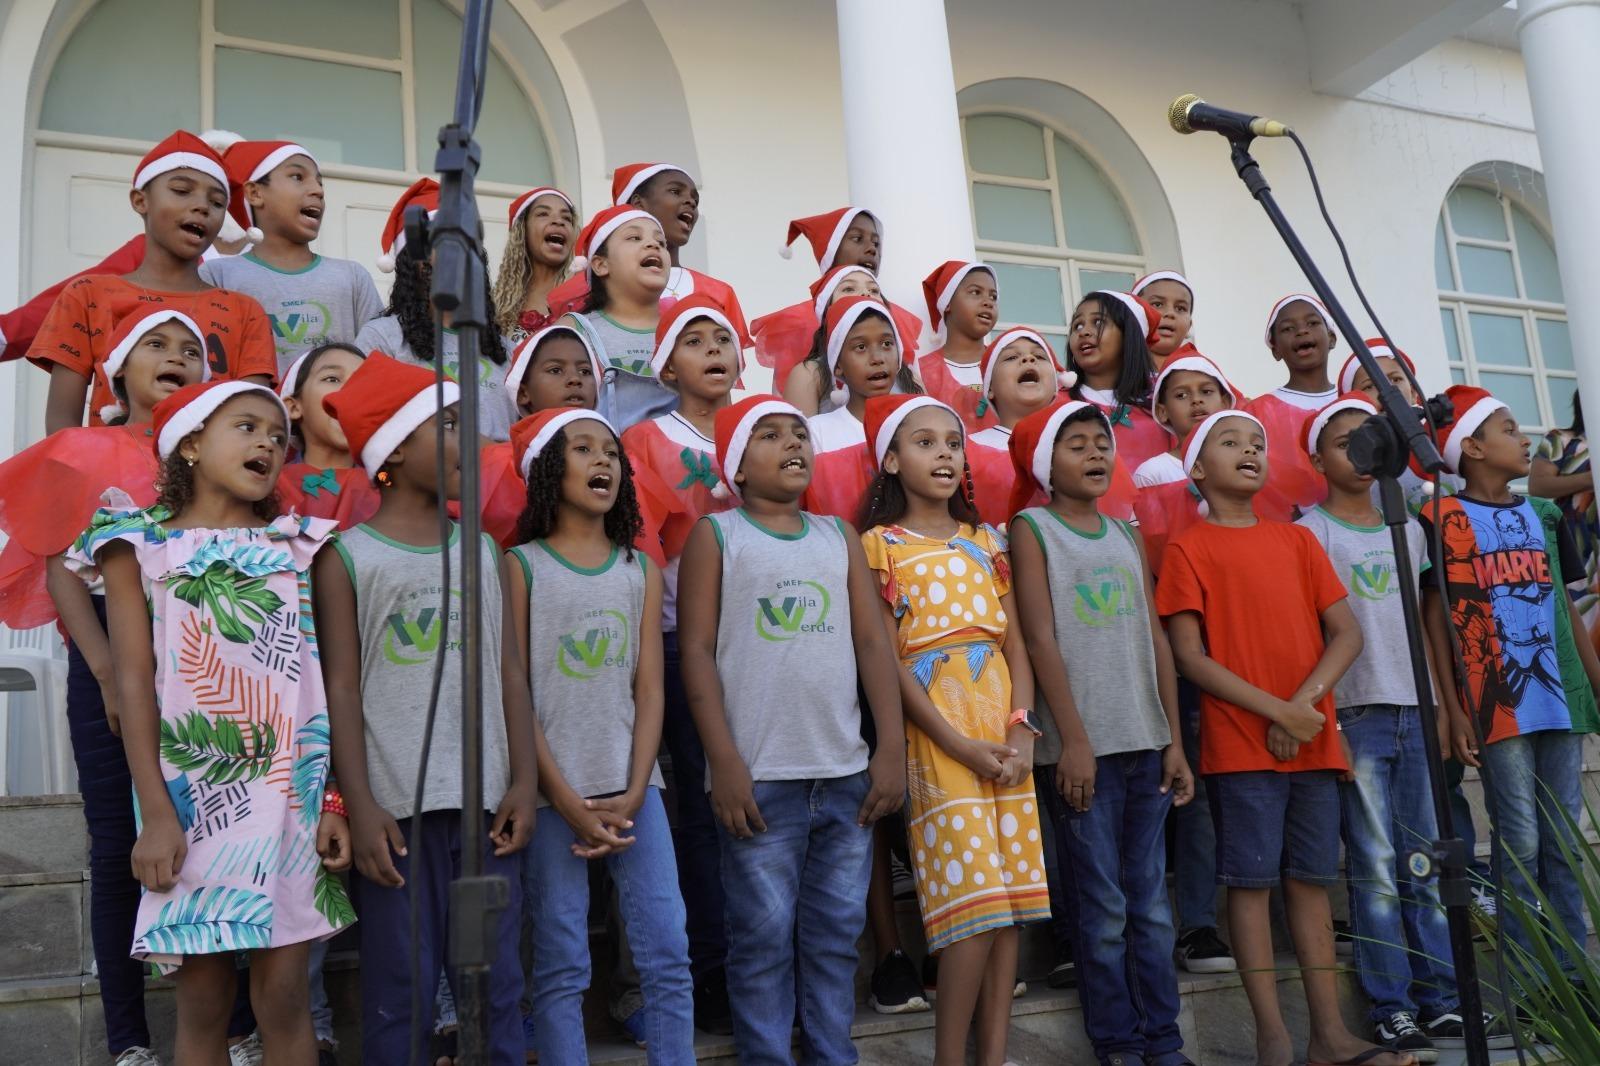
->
<box><xmin>1150</xmin><ymin>352</ymin><xmax>1239</xmax><ymax>426</ymax></box>
<box><xmin>781</xmin><ymin>208</ymin><xmax>879</xmax><ymax>270</ymax></box>
<box><xmin>821</xmin><ymin>296</ymin><xmax>905</xmax><ymax>407</ymax></box>
<box><xmin>1305</xmin><ymin>392</ymin><xmax>1378</xmax><ymax>457</ymax></box>
<box><xmin>864</xmin><ymin>394</ymin><xmax>961</xmax><ymax>469</ymax></box>
<box><xmin>922</xmin><ymin>260</ymin><xmax>996</xmax><ymax>340</ymax></box>
<box><xmin>1007</xmin><ymin>399</ymin><xmax>1114</xmax><ymax>514</ymax></box>
<box><xmin>221</xmin><ymin>140</ymin><xmax>318</xmax><ymax>245</ymax></box>
<box><xmin>976</xmin><ymin>328</ymin><xmax>1073</xmax><ymax>417</ymax></box>
<box><xmin>808</xmin><ymin>265</ymin><xmax>879</xmax><ymax>321</ymax></box>
<box><xmin>503</xmin><ymin>324</ymin><xmax>604</xmax><ymax>408</ymax></box>
<box><xmin>1181</xmin><ymin>410</ymin><xmax>1267</xmax><ymax>478</ymax></box>
<box><xmin>1337</xmin><ymin>340</ymin><xmax>1418</xmax><ymax>395</ymax></box>
<box><xmin>152</xmin><ymin>380</ymin><xmax>286</xmax><ymax>460</ymax></box>
<box><xmin>1088</xmin><ymin>290</ymin><xmax>1161</xmax><ymax>347</ymax></box>
<box><xmin>1438</xmin><ymin>385</ymin><xmax>1509</xmax><ymax>474</ymax></box>
<box><xmin>1132</xmin><ymin>270</ymin><xmax>1195</xmax><ymax>305</ymax></box>
<box><xmin>571</xmin><ymin>206</ymin><xmax>662</xmax><ymax>275</ymax></box>
<box><xmin>612</xmin><ymin>162</ymin><xmax>694</xmax><ymax>206</ymax></box>
<box><xmin>323</xmin><ymin>351</ymin><xmax>461</xmax><ymax>478</ymax></box>
<box><xmin>376</xmin><ymin>178</ymin><xmax>440</xmax><ymax>272</ymax></box>
<box><xmin>99</xmin><ymin>310</ymin><xmax>209</xmax><ymax>422</ymax></box>
<box><xmin>650</xmin><ymin>294</ymin><xmax>742</xmax><ymax>377</ymax></box>
<box><xmin>712</xmin><ymin>394</ymin><xmax>804</xmax><ymax>500</ymax></box>
<box><xmin>133</xmin><ymin>131</ymin><xmax>228</xmax><ymax>193</ymax></box>
<box><xmin>508</xmin><ymin>186</ymin><xmax>575</xmax><ymax>229</ymax></box>
<box><xmin>509</xmin><ymin>408</ymin><xmax>617</xmax><ymax>479</ymax></box>
<box><xmin>1264</xmin><ymin>293</ymin><xmax>1333</xmax><ymax>346</ymax></box>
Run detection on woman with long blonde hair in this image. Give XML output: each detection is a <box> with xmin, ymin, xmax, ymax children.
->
<box><xmin>493</xmin><ymin>187</ymin><xmax>577</xmax><ymax>340</ymax></box>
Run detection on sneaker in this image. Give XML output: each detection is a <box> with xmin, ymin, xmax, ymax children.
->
<box><xmin>694</xmin><ymin>969</ymin><xmax>735</xmax><ymax>1035</ymax></box>
<box><xmin>1103</xmin><ymin>1055</ymin><xmax>1148</xmax><ymax>1066</ymax></box>
<box><xmin>1013</xmin><ymin>980</ymin><xmax>1027</xmax><ymax>998</ymax></box>
<box><xmin>1470</xmin><ymin>884</ymin><xmax>1498</xmax><ymax>939</ymax></box>
<box><xmin>1375</xmin><ymin>1010</ymin><xmax>1438</xmax><ymax>1063</ymax></box>
<box><xmin>1333</xmin><ymin>918</ymin><xmax>1355</xmax><ymax>957</ymax></box>
<box><xmin>1420</xmin><ymin>1008</ymin><xmax>1516</xmax><ymax>1050</ymax></box>
<box><xmin>229</xmin><ymin>1033</ymin><xmax>264</xmax><ymax>1066</ymax></box>
<box><xmin>114</xmin><ymin>1050</ymin><xmax>163</xmax><ymax>1066</ymax></box>
<box><xmin>619</xmin><ymin>1009</ymin><xmax>647</xmax><ymax>1049</ymax></box>
<box><xmin>1174</xmin><ymin>926</ymin><xmax>1237</xmax><ymax>974</ymax></box>
<box><xmin>890</xmin><ymin>852</ymin><xmax>917</xmax><ymax>900</ymax></box>
<box><xmin>870</xmin><ymin>950</ymin><xmax>930</xmax><ymax>1013</ymax></box>
<box><xmin>1047</xmin><ymin>959</ymin><xmax>1077</xmax><ymax>989</ymax></box>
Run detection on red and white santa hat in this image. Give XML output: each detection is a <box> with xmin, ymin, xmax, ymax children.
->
<box><xmin>376</xmin><ymin>177</ymin><xmax>440</xmax><ymax>272</ymax></box>
<box><xmin>1305</xmin><ymin>392</ymin><xmax>1378</xmax><ymax>457</ymax></box>
<box><xmin>1007</xmin><ymin>399</ymin><xmax>1114</xmax><ymax>508</ymax></box>
<box><xmin>1150</xmin><ymin>351</ymin><xmax>1240</xmax><ymax>425</ymax></box>
<box><xmin>503</xmin><ymin>324</ymin><xmax>604</xmax><ymax>409</ymax></box>
<box><xmin>1438</xmin><ymin>384</ymin><xmax>1509</xmax><ymax>473</ymax></box>
<box><xmin>712</xmin><ymin>394</ymin><xmax>805</xmax><ymax>500</ymax></box>
<box><xmin>781</xmin><ymin>208</ymin><xmax>880</xmax><ymax>270</ymax></box>
<box><xmin>1337</xmin><ymin>339</ymin><xmax>1418</xmax><ymax>394</ymax></box>
<box><xmin>508</xmin><ymin>407</ymin><xmax>617</xmax><ymax>479</ymax></box>
<box><xmin>100</xmin><ymin>309</ymin><xmax>209</xmax><ymax>422</ymax></box>
<box><xmin>612</xmin><ymin>162</ymin><xmax>694</xmax><ymax>206</ymax></box>
<box><xmin>1089</xmin><ymin>290</ymin><xmax>1161</xmax><ymax>347</ymax></box>
<box><xmin>922</xmin><ymin>260</ymin><xmax>996</xmax><ymax>340</ymax></box>
<box><xmin>864</xmin><ymin>394</ymin><xmax>962</xmax><ymax>469</ymax></box>
<box><xmin>1180</xmin><ymin>410</ymin><xmax>1268</xmax><ymax>478</ymax></box>
<box><xmin>220</xmin><ymin>139</ymin><xmax>318</xmax><ymax>245</ymax></box>
<box><xmin>508</xmin><ymin>186</ymin><xmax>575</xmax><ymax>229</ymax></box>
<box><xmin>1132</xmin><ymin>270</ymin><xmax>1195</xmax><ymax>305</ymax></box>
<box><xmin>323</xmin><ymin>351</ymin><xmax>461</xmax><ymax>478</ymax></box>
<box><xmin>823</xmin><ymin>295</ymin><xmax>906</xmax><ymax>403</ymax></box>
<box><xmin>152</xmin><ymin>379</ymin><xmax>287</xmax><ymax>460</ymax></box>
<box><xmin>571</xmin><ymin>205</ymin><xmax>663</xmax><ymax>275</ymax></box>
<box><xmin>132</xmin><ymin>131</ymin><xmax>229</xmax><ymax>193</ymax></box>
<box><xmin>977</xmin><ymin>328</ymin><xmax>1073</xmax><ymax>414</ymax></box>
<box><xmin>808</xmin><ymin>265</ymin><xmax>878</xmax><ymax>321</ymax></box>
<box><xmin>650</xmin><ymin>293</ymin><xmax>743</xmax><ymax>377</ymax></box>
<box><xmin>1264</xmin><ymin>293</ymin><xmax>1333</xmax><ymax>346</ymax></box>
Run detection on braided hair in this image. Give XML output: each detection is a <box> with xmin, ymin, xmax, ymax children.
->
<box><xmin>385</xmin><ymin>243</ymin><xmax>508</xmax><ymax>365</ymax></box>
<box><xmin>155</xmin><ymin>446</ymin><xmax>280</xmax><ymax>524</ymax></box>
<box><xmin>513</xmin><ymin>427</ymin><xmax>644</xmax><ymax>556</ymax></box>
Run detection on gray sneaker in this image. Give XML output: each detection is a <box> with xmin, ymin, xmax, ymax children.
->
<box><xmin>114</xmin><ymin>1050</ymin><xmax>163</xmax><ymax>1066</ymax></box>
<box><xmin>228</xmin><ymin>1032</ymin><xmax>264</xmax><ymax>1066</ymax></box>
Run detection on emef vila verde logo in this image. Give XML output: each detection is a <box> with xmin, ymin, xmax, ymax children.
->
<box><xmin>1350</xmin><ymin>548</ymin><xmax>1398</xmax><ymax>601</ymax></box>
<box><xmin>756</xmin><ymin>579</ymin><xmax>835</xmax><ymax>641</ymax></box>
<box><xmin>559</xmin><ymin>609</ymin><xmax>632</xmax><ymax>681</ymax></box>
<box><xmin>383</xmin><ymin>589</ymin><xmax>463</xmax><ymax>665</ymax></box>
<box><xmin>1072</xmin><ymin>565</ymin><xmax>1138</xmax><ymax>628</ymax></box>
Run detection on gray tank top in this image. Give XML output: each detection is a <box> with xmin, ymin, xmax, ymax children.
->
<box><xmin>566</xmin><ymin>311</ymin><xmax>678</xmax><ymax>432</ymax></box>
<box><xmin>508</xmin><ymin>541</ymin><xmax>663</xmax><ymax>806</ymax></box>
<box><xmin>333</xmin><ymin>524</ymin><xmax>511</xmax><ymax>819</ymax></box>
<box><xmin>1014</xmin><ymin>509</ymin><xmax>1171</xmax><ymax>759</ymax></box>
<box><xmin>706</xmin><ymin>509</ymin><xmax>868</xmax><ymax>783</ymax></box>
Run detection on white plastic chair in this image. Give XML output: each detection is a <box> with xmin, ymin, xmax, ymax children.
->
<box><xmin>0</xmin><ymin>623</ymin><xmax>74</xmax><ymax>795</ymax></box>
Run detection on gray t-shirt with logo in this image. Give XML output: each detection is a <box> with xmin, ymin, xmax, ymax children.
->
<box><xmin>1296</xmin><ymin>507</ymin><xmax>1428</xmax><ymax>709</ymax></box>
<box><xmin>1015</xmin><ymin>509</ymin><xmax>1170</xmax><ymax>759</ymax></box>
<box><xmin>333</xmin><ymin>523</ymin><xmax>510</xmax><ymax>819</ymax></box>
<box><xmin>706</xmin><ymin>509</ymin><xmax>867</xmax><ymax>783</ymax></box>
<box><xmin>508</xmin><ymin>540</ymin><xmax>662</xmax><ymax>806</ymax></box>
<box><xmin>564</xmin><ymin>311</ymin><xmax>678</xmax><ymax>433</ymax></box>
<box><xmin>355</xmin><ymin>315</ymin><xmax>519</xmax><ymax>442</ymax></box>
<box><xmin>200</xmin><ymin>253</ymin><xmax>383</xmax><ymax>375</ymax></box>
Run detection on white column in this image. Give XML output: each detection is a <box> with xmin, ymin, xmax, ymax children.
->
<box><xmin>1518</xmin><ymin>0</ymin><xmax>1600</xmax><ymax>491</ymax></box>
<box><xmin>836</xmin><ymin>0</ymin><xmax>974</xmax><ymax>337</ymax></box>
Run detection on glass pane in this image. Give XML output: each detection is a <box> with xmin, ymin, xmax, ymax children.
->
<box><xmin>216</xmin><ymin>48</ymin><xmax>403</xmax><ymax>169</ymax></box>
<box><xmin>1040</xmin><ymin>333</ymin><xmax>1068</xmax><ymax>359</ymax></box>
<box><xmin>216</xmin><ymin>0</ymin><xmax>399</xmax><ymax>58</ymax></box>
<box><xmin>1440</xmin><ymin>307</ymin><xmax>1462</xmax><ymax>363</ymax></box>
<box><xmin>1079</xmin><ymin>269</ymin><xmax>1136</xmax><ymax>296</ymax></box>
<box><xmin>1450</xmin><ymin>366</ymin><xmax>1467</xmax><ymax>385</ymax></box>
<box><xmin>1447</xmin><ymin>186</ymin><xmax>1508</xmax><ymax>242</ymax></box>
<box><xmin>1468</xmin><ymin>311</ymin><xmax>1530</xmax><ymax>367</ymax></box>
<box><xmin>1054</xmin><ymin>138</ymin><xmax>1139</xmax><ymax>255</ymax></box>
<box><xmin>1457</xmin><ymin>246</ymin><xmax>1518</xmax><ymax>298</ymax></box>
<box><xmin>1512</xmin><ymin>206</ymin><xmax>1564</xmax><ymax>303</ymax></box>
<box><xmin>412</xmin><ymin>0</ymin><xmax>554</xmax><ymax>185</ymax></box>
<box><xmin>1478</xmin><ymin>372</ymin><xmax>1541</xmax><ymax>428</ymax></box>
<box><xmin>973</xmin><ymin>184</ymin><xmax>1056</xmax><ymax>246</ymax></box>
<box><xmin>1537</xmin><ymin>318</ymin><xmax>1573</xmax><ymax>371</ymax></box>
<box><xmin>987</xmin><ymin>262</ymin><xmax>1066</xmax><ymax>326</ymax></box>
<box><xmin>40</xmin><ymin>0</ymin><xmax>201</xmax><ymax>140</ymax></box>
<box><xmin>1547</xmin><ymin>376</ymin><xmax>1579</xmax><ymax>429</ymax></box>
<box><xmin>964</xmin><ymin>115</ymin><xmax>1047</xmax><ymax>180</ymax></box>
<box><xmin>1434</xmin><ymin>217</ymin><xmax>1455</xmax><ymax>290</ymax></box>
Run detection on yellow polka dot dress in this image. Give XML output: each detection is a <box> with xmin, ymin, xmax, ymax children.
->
<box><xmin>861</xmin><ymin>523</ymin><xmax>1050</xmax><ymax>950</ymax></box>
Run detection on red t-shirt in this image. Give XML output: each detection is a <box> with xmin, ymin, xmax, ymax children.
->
<box><xmin>1155</xmin><ymin>519</ymin><xmax>1349</xmax><ymax>775</ymax></box>
<box><xmin>28</xmin><ymin>274</ymin><xmax>278</xmax><ymax>424</ymax></box>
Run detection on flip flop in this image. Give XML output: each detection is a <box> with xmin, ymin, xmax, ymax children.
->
<box><xmin>1308</xmin><ymin>1048</ymin><xmax>1417</xmax><ymax>1066</ymax></box>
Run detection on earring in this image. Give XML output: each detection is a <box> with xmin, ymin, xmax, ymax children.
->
<box><xmin>185</xmin><ymin>456</ymin><xmax>196</xmax><ymax>468</ymax></box>
<box><xmin>376</xmin><ymin>469</ymin><xmax>393</xmax><ymax>488</ymax></box>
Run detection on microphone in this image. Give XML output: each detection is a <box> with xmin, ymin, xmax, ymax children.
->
<box><xmin>1168</xmin><ymin>93</ymin><xmax>1290</xmax><ymax>139</ymax></box>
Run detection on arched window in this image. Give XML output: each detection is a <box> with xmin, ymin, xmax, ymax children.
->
<box><xmin>962</xmin><ymin>112</ymin><xmax>1146</xmax><ymax>354</ymax></box>
<box><xmin>1436</xmin><ymin>184</ymin><xmax>1571</xmax><ymax>433</ymax></box>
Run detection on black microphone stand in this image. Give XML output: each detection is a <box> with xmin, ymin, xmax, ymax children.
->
<box><xmin>401</xmin><ymin>1</ymin><xmax>504</xmax><ymax>1063</ymax></box>
<box><xmin>1221</xmin><ymin>135</ymin><xmax>1490</xmax><ymax>1066</ymax></box>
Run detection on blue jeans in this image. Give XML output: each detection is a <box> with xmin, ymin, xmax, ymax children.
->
<box><xmin>1336</xmin><ymin>705</ymin><xmax>1457</xmax><ymax>1020</ymax></box>
<box><xmin>1480</xmin><ymin>730</ymin><xmax>1589</xmax><ymax>973</ymax></box>
<box><xmin>1172</xmin><ymin>691</ymin><xmax>1218</xmax><ymax>931</ymax></box>
<box><xmin>660</xmin><ymin>631</ymin><xmax>727</xmax><ymax>982</ymax></box>
<box><xmin>525</xmin><ymin>788</ymin><xmax>694</xmax><ymax>1064</ymax></box>
<box><xmin>719</xmin><ymin>773</ymin><xmax>873</xmax><ymax>1066</ymax></box>
<box><xmin>1053</xmin><ymin>750</ymin><xmax>1185</xmax><ymax>1066</ymax></box>
<box><xmin>308</xmin><ymin>937</ymin><xmax>333</xmax><ymax>1044</ymax></box>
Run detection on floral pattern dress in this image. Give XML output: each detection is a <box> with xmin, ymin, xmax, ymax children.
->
<box><xmin>66</xmin><ymin>500</ymin><xmax>354</xmax><ymax>972</ymax></box>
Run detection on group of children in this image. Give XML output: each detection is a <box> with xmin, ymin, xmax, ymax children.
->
<box><xmin>0</xmin><ymin>126</ymin><xmax>1594</xmax><ymax>1066</ymax></box>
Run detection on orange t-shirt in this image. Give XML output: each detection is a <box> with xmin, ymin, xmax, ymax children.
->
<box><xmin>1155</xmin><ymin>519</ymin><xmax>1349</xmax><ymax>775</ymax></box>
<box><xmin>28</xmin><ymin>274</ymin><xmax>278</xmax><ymax>424</ymax></box>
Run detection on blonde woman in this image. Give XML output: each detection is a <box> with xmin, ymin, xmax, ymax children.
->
<box><xmin>493</xmin><ymin>187</ymin><xmax>577</xmax><ymax>340</ymax></box>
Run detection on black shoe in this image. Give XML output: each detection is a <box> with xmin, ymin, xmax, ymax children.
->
<box><xmin>1174</xmin><ymin>926</ymin><xmax>1237</xmax><ymax>974</ymax></box>
<box><xmin>1375</xmin><ymin>1010</ymin><xmax>1438</xmax><ymax>1063</ymax></box>
<box><xmin>870</xmin><ymin>950</ymin><xmax>930</xmax><ymax>1014</ymax></box>
<box><xmin>1420</xmin><ymin>1008</ymin><xmax>1516</xmax><ymax>1050</ymax></box>
<box><xmin>1333</xmin><ymin>918</ymin><xmax>1355</xmax><ymax>957</ymax></box>
<box><xmin>1047</xmin><ymin>958</ymin><xmax>1077</xmax><ymax>989</ymax></box>
<box><xmin>693</xmin><ymin>969</ymin><xmax>735</xmax><ymax>1036</ymax></box>
<box><xmin>1104</xmin><ymin>1054</ymin><xmax>1148</xmax><ymax>1066</ymax></box>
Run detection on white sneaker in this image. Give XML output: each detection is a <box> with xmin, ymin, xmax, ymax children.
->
<box><xmin>229</xmin><ymin>1032</ymin><xmax>264</xmax><ymax>1066</ymax></box>
<box><xmin>114</xmin><ymin>1049</ymin><xmax>163</xmax><ymax>1066</ymax></box>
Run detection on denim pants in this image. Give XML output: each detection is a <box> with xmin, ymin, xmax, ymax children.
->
<box><xmin>1050</xmin><ymin>750</ymin><xmax>1185</xmax><ymax>1066</ymax></box>
<box><xmin>1480</xmin><ymin>730</ymin><xmax>1589</xmax><ymax>972</ymax></box>
<box><xmin>351</xmin><ymin>809</ymin><xmax>524</xmax><ymax>1066</ymax></box>
<box><xmin>525</xmin><ymin>788</ymin><xmax>695</xmax><ymax>1065</ymax></box>
<box><xmin>1171</xmin><ymin>691</ymin><xmax>1219</xmax><ymax>932</ymax></box>
<box><xmin>1336</xmin><ymin>704</ymin><xmax>1457</xmax><ymax>1020</ymax></box>
<box><xmin>660</xmin><ymin>631</ymin><xmax>727</xmax><ymax>982</ymax></box>
<box><xmin>720</xmin><ymin>773</ymin><xmax>873</xmax><ymax>1066</ymax></box>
